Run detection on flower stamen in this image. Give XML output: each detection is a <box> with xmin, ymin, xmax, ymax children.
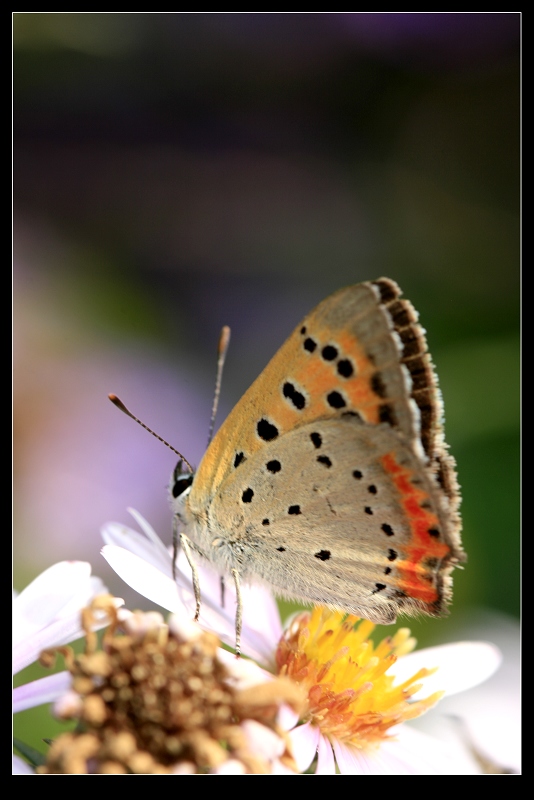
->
<box><xmin>276</xmin><ymin>608</ymin><xmax>443</xmax><ymax>748</ymax></box>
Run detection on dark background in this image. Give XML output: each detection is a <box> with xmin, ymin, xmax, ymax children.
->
<box><xmin>14</xmin><ymin>12</ymin><xmax>519</xmax><ymax>753</ymax></box>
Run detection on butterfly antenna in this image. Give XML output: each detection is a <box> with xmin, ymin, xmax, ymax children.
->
<box><xmin>207</xmin><ymin>325</ymin><xmax>231</xmax><ymax>447</ymax></box>
<box><xmin>108</xmin><ymin>393</ymin><xmax>194</xmax><ymax>474</ymax></box>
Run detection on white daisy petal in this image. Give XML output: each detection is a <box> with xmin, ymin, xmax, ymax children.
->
<box><xmin>392</xmin><ymin>641</ymin><xmax>502</xmax><ymax>699</ymax></box>
<box><xmin>57</xmin><ymin>576</ymin><xmax>109</xmax><ymax>619</ymax></box>
<box><xmin>190</xmin><ymin>566</ymin><xmax>283</xmax><ymax>667</ymax></box>
<box><xmin>13</xmin><ymin>565</ymin><xmax>121</xmax><ymax>675</ymax></box>
<box><xmin>216</xmin><ymin>648</ymin><xmax>272</xmax><ymax>688</ymax></box>
<box><xmin>211</xmin><ymin>759</ymin><xmax>246</xmax><ymax>774</ymax></box>
<box><xmin>101</xmin><ymin>511</ymin><xmax>282</xmax><ymax>666</ymax></box>
<box><xmin>381</xmin><ymin>725</ymin><xmax>479</xmax><ymax>775</ymax></box>
<box><xmin>288</xmin><ymin>721</ymin><xmax>320</xmax><ymax>773</ymax></box>
<box><xmin>13</xmin><ymin>561</ymin><xmax>93</xmax><ymax>641</ymax></box>
<box><xmin>101</xmin><ymin>521</ymin><xmax>172</xmax><ymax>574</ymax></box>
<box><xmin>13</xmin><ymin>754</ymin><xmax>35</xmax><ymax>775</ymax></box>
<box><xmin>196</xmin><ymin>571</ymin><xmax>283</xmax><ymax>654</ymax></box>
<box><xmin>241</xmin><ymin>720</ymin><xmax>285</xmax><ymax>760</ymax></box>
<box><xmin>316</xmin><ymin>733</ymin><xmax>336</xmax><ymax>774</ymax></box>
<box><xmin>14</xmin><ymin>603</ymin><xmax>123</xmax><ymax>674</ymax></box>
<box><xmin>332</xmin><ymin>739</ymin><xmax>377</xmax><ymax>774</ymax></box>
<box><xmin>127</xmin><ymin>507</ymin><xmax>172</xmax><ymax>554</ymax></box>
<box><xmin>101</xmin><ymin>545</ymin><xmax>184</xmax><ymax>612</ymax></box>
<box><xmin>277</xmin><ymin>703</ymin><xmax>299</xmax><ymax>731</ymax></box>
<box><xmin>13</xmin><ymin>671</ymin><xmax>72</xmax><ymax>713</ymax></box>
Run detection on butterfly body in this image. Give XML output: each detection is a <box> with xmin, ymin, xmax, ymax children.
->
<box><xmin>171</xmin><ymin>278</ymin><xmax>464</xmax><ymax>626</ymax></box>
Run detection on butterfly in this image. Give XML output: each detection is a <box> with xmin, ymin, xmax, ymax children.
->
<box><xmin>167</xmin><ymin>278</ymin><xmax>465</xmax><ymax>650</ymax></box>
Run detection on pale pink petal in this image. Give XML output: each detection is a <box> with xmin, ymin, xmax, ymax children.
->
<box><xmin>316</xmin><ymin>733</ymin><xmax>336</xmax><ymax>774</ymax></box>
<box><xmin>332</xmin><ymin>740</ymin><xmax>379</xmax><ymax>774</ymax></box>
<box><xmin>172</xmin><ymin>562</ymin><xmax>279</xmax><ymax>665</ymax></box>
<box><xmin>101</xmin><ymin>512</ymin><xmax>282</xmax><ymax>666</ymax></box>
<box><xmin>13</xmin><ymin>561</ymin><xmax>118</xmax><ymax>673</ymax></box>
<box><xmin>170</xmin><ymin>762</ymin><xmax>197</xmax><ymax>774</ymax></box>
<box><xmin>277</xmin><ymin>703</ymin><xmax>299</xmax><ymax>731</ymax></box>
<box><xmin>392</xmin><ymin>642</ymin><xmax>502</xmax><ymax>699</ymax></box>
<box><xmin>241</xmin><ymin>720</ymin><xmax>285</xmax><ymax>760</ymax></box>
<box><xmin>101</xmin><ymin>521</ymin><xmax>171</xmax><ymax>574</ymax></box>
<box><xmin>101</xmin><ymin>545</ymin><xmax>184</xmax><ymax>612</ymax></box>
<box><xmin>211</xmin><ymin>759</ymin><xmax>246</xmax><ymax>774</ymax></box>
<box><xmin>167</xmin><ymin>614</ymin><xmax>204</xmax><ymax>643</ymax></box>
<box><xmin>380</xmin><ymin>725</ymin><xmax>479</xmax><ymax>775</ymax></box>
<box><xmin>13</xmin><ymin>561</ymin><xmax>92</xmax><ymax>641</ymax></box>
<box><xmin>332</xmin><ymin>726</ymin><xmax>480</xmax><ymax>776</ymax></box>
<box><xmin>413</xmin><ymin>614</ymin><xmax>520</xmax><ymax>774</ymax></box>
<box><xmin>55</xmin><ymin>575</ymin><xmax>108</xmax><ymax>619</ymax></box>
<box><xmin>13</xmin><ymin>671</ymin><xmax>72</xmax><ymax>713</ymax></box>
<box><xmin>179</xmin><ymin>556</ymin><xmax>283</xmax><ymax>666</ymax></box>
<box><xmin>12</xmin><ymin>754</ymin><xmax>34</xmax><ymax>774</ymax></box>
<box><xmin>288</xmin><ymin>721</ymin><xmax>321</xmax><ymax>773</ymax></box>
<box><xmin>13</xmin><ymin>598</ymin><xmax>122</xmax><ymax>674</ymax></box>
<box><xmin>216</xmin><ymin>648</ymin><xmax>272</xmax><ymax>688</ymax></box>
<box><xmin>127</xmin><ymin>508</ymin><xmax>172</xmax><ymax>554</ymax></box>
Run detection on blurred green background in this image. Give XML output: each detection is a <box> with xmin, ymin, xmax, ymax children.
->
<box><xmin>14</xmin><ymin>13</ymin><xmax>519</xmax><ymax>758</ymax></box>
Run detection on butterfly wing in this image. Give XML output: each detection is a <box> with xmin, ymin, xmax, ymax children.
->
<box><xmin>182</xmin><ymin>278</ymin><xmax>464</xmax><ymax>622</ymax></box>
<box><xmin>204</xmin><ymin>416</ymin><xmax>460</xmax><ymax>624</ymax></box>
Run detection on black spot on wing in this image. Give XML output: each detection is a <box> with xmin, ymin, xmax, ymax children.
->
<box><xmin>257</xmin><ymin>419</ymin><xmax>279</xmax><ymax>441</ymax></box>
<box><xmin>321</xmin><ymin>345</ymin><xmax>338</xmax><ymax>361</ymax></box>
<box><xmin>283</xmin><ymin>381</ymin><xmax>306</xmax><ymax>410</ymax></box>
<box><xmin>310</xmin><ymin>432</ymin><xmax>322</xmax><ymax>449</ymax></box>
<box><xmin>337</xmin><ymin>359</ymin><xmax>354</xmax><ymax>378</ymax></box>
<box><xmin>327</xmin><ymin>391</ymin><xmax>346</xmax><ymax>409</ymax></box>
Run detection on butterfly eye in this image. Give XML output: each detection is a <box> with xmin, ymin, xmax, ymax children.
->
<box><xmin>172</xmin><ymin>456</ymin><xmax>194</xmax><ymax>498</ymax></box>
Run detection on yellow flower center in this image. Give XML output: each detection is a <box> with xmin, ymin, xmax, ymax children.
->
<box><xmin>276</xmin><ymin>608</ymin><xmax>443</xmax><ymax>747</ymax></box>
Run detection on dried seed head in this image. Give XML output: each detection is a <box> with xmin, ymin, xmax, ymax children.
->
<box><xmin>39</xmin><ymin>600</ymin><xmax>302</xmax><ymax>774</ymax></box>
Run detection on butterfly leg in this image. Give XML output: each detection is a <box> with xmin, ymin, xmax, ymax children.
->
<box><xmin>220</xmin><ymin>576</ymin><xmax>225</xmax><ymax>609</ymax></box>
<box><xmin>179</xmin><ymin>532</ymin><xmax>202</xmax><ymax>623</ymax></box>
<box><xmin>231</xmin><ymin>568</ymin><xmax>242</xmax><ymax>658</ymax></box>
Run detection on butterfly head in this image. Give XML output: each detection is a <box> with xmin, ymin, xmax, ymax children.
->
<box><xmin>170</xmin><ymin>459</ymin><xmax>194</xmax><ymax>508</ymax></box>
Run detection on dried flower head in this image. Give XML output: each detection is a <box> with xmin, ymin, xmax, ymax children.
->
<box><xmin>38</xmin><ymin>598</ymin><xmax>303</xmax><ymax>774</ymax></box>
